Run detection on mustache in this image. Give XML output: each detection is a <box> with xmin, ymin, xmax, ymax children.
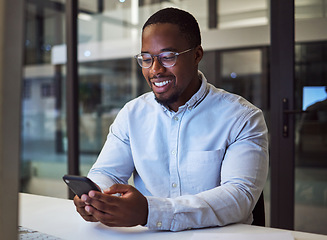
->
<box><xmin>148</xmin><ymin>75</ymin><xmax>175</xmax><ymax>81</ymax></box>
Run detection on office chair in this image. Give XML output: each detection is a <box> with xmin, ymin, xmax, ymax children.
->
<box><xmin>252</xmin><ymin>192</ymin><xmax>265</xmax><ymax>226</ymax></box>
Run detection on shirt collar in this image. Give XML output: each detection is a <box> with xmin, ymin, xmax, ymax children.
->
<box><xmin>185</xmin><ymin>70</ymin><xmax>208</xmax><ymax>109</ymax></box>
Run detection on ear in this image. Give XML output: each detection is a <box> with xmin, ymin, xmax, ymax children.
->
<box><xmin>194</xmin><ymin>45</ymin><xmax>203</xmax><ymax>65</ymax></box>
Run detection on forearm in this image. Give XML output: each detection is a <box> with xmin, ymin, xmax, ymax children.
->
<box><xmin>145</xmin><ymin>183</ymin><xmax>260</xmax><ymax>232</ymax></box>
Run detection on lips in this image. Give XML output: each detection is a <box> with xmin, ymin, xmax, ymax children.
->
<box><xmin>150</xmin><ymin>76</ymin><xmax>175</xmax><ymax>93</ymax></box>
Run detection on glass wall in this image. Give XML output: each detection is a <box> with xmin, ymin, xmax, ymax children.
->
<box><xmin>293</xmin><ymin>0</ymin><xmax>327</xmax><ymax>235</ymax></box>
<box><xmin>22</xmin><ymin>0</ymin><xmax>67</xmax><ymax>198</ymax></box>
<box><xmin>294</xmin><ymin>42</ymin><xmax>327</xmax><ymax>234</ymax></box>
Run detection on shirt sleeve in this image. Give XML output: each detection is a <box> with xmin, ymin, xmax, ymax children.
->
<box><xmin>145</xmin><ymin>109</ymin><xmax>269</xmax><ymax>231</ymax></box>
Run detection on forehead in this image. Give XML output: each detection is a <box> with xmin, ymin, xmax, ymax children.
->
<box><xmin>141</xmin><ymin>23</ymin><xmax>188</xmax><ymax>52</ymax></box>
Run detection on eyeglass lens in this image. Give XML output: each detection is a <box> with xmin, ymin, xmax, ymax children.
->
<box><xmin>137</xmin><ymin>52</ymin><xmax>177</xmax><ymax>68</ymax></box>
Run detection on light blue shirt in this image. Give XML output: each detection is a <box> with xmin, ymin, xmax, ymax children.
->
<box><xmin>88</xmin><ymin>71</ymin><xmax>269</xmax><ymax>231</ymax></box>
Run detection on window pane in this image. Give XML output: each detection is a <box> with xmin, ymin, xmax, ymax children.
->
<box><xmin>294</xmin><ymin>42</ymin><xmax>327</xmax><ymax>235</ymax></box>
<box><xmin>295</xmin><ymin>0</ymin><xmax>327</xmax><ymax>19</ymax></box>
<box><xmin>218</xmin><ymin>0</ymin><xmax>268</xmax><ymax>29</ymax></box>
<box><xmin>78</xmin><ymin>58</ymin><xmax>147</xmax><ymax>175</ymax></box>
<box><xmin>220</xmin><ymin>49</ymin><xmax>267</xmax><ymax>110</ymax></box>
<box><xmin>21</xmin><ymin>1</ymin><xmax>68</xmax><ymax>198</ymax></box>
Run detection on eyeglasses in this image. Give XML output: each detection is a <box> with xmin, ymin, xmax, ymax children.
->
<box><xmin>134</xmin><ymin>48</ymin><xmax>193</xmax><ymax>68</ymax></box>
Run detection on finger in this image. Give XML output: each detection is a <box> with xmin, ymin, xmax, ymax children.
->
<box><xmin>87</xmin><ymin>195</ymin><xmax>120</xmax><ymax>215</ymax></box>
<box><xmin>81</xmin><ymin>194</ymin><xmax>92</xmax><ymax>205</ymax></box>
<box><xmin>79</xmin><ymin>208</ymin><xmax>98</xmax><ymax>222</ymax></box>
<box><xmin>88</xmin><ymin>190</ymin><xmax>120</xmax><ymax>206</ymax></box>
<box><xmin>85</xmin><ymin>205</ymin><xmax>118</xmax><ymax>226</ymax></box>
<box><xmin>82</xmin><ymin>215</ymin><xmax>99</xmax><ymax>222</ymax></box>
<box><xmin>73</xmin><ymin>194</ymin><xmax>100</xmax><ymax>223</ymax></box>
<box><xmin>75</xmin><ymin>202</ymin><xmax>99</xmax><ymax>222</ymax></box>
<box><xmin>73</xmin><ymin>195</ymin><xmax>86</xmax><ymax>207</ymax></box>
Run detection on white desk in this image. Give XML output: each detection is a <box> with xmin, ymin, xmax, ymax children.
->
<box><xmin>19</xmin><ymin>193</ymin><xmax>327</xmax><ymax>240</ymax></box>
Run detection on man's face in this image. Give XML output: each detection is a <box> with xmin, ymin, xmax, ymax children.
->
<box><xmin>141</xmin><ymin>23</ymin><xmax>203</xmax><ymax>111</ymax></box>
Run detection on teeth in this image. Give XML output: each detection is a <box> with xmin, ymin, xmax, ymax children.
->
<box><xmin>154</xmin><ymin>80</ymin><xmax>171</xmax><ymax>87</ymax></box>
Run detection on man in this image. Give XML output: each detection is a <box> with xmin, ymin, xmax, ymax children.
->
<box><xmin>74</xmin><ymin>7</ymin><xmax>269</xmax><ymax>232</ymax></box>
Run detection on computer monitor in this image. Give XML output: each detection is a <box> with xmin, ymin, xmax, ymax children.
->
<box><xmin>302</xmin><ymin>86</ymin><xmax>327</xmax><ymax>111</ymax></box>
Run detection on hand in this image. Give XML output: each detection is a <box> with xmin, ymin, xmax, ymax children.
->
<box><xmin>73</xmin><ymin>195</ymin><xmax>99</xmax><ymax>222</ymax></box>
<box><xmin>83</xmin><ymin>184</ymin><xmax>148</xmax><ymax>227</ymax></box>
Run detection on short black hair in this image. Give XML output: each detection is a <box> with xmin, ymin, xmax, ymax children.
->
<box><xmin>142</xmin><ymin>8</ymin><xmax>201</xmax><ymax>48</ymax></box>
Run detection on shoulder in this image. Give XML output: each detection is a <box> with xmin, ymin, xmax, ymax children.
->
<box><xmin>206</xmin><ymin>83</ymin><xmax>261</xmax><ymax>115</ymax></box>
<box><xmin>115</xmin><ymin>92</ymin><xmax>158</xmax><ymax>120</ymax></box>
<box><xmin>124</xmin><ymin>92</ymin><xmax>157</xmax><ymax>111</ymax></box>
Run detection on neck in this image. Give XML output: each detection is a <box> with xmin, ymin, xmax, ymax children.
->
<box><xmin>168</xmin><ymin>74</ymin><xmax>201</xmax><ymax>112</ymax></box>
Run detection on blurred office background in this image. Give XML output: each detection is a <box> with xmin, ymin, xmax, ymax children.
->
<box><xmin>20</xmin><ymin>0</ymin><xmax>326</xmax><ymax>235</ymax></box>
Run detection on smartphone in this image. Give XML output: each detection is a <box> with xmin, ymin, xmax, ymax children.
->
<box><xmin>63</xmin><ymin>175</ymin><xmax>100</xmax><ymax>198</ymax></box>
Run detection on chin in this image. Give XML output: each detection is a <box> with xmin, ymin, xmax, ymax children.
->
<box><xmin>154</xmin><ymin>94</ymin><xmax>179</xmax><ymax>107</ymax></box>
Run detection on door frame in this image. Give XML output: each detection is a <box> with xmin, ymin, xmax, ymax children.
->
<box><xmin>270</xmin><ymin>0</ymin><xmax>295</xmax><ymax>230</ymax></box>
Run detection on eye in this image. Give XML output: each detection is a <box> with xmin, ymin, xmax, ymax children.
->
<box><xmin>142</xmin><ymin>58</ymin><xmax>152</xmax><ymax>63</ymax></box>
<box><xmin>141</xmin><ymin>54</ymin><xmax>152</xmax><ymax>62</ymax></box>
<box><xmin>160</xmin><ymin>52</ymin><xmax>176</xmax><ymax>61</ymax></box>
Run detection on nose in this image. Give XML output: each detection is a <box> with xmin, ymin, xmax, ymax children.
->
<box><xmin>150</xmin><ymin>56</ymin><xmax>165</xmax><ymax>74</ymax></box>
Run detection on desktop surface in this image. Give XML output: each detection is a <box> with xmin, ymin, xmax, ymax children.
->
<box><xmin>19</xmin><ymin>193</ymin><xmax>327</xmax><ymax>240</ymax></box>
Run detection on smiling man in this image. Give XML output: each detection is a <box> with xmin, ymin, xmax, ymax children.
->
<box><xmin>73</xmin><ymin>8</ymin><xmax>269</xmax><ymax>232</ymax></box>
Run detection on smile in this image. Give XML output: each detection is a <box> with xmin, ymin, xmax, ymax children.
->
<box><xmin>153</xmin><ymin>80</ymin><xmax>172</xmax><ymax>87</ymax></box>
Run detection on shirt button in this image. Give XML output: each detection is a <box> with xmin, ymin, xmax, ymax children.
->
<box><xmin>172</xmin><ymin>183</ymin><xmax>177</xmax><ymax>188</ymax></box>
<box><xmin>156</xmin><ymin>221</ymin><xmax>162</xmax><ymax>227</ymax></box>
<box><xmin>188</xmin><ymin>106</ymin><xmax>192</xmax><ymax>110</ymax></box>
<box><xmin>173</xmin><ymin>116</ymin><xmax>179</xmax><ymax>121</ymax></box>
<box><xmin>171</xmin><ymin>150</ymin><xmax>176</xmax><ymax>155</ymax></box>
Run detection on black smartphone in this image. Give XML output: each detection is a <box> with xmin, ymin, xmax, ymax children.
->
<box><xmin>63</xmin><ymin>175</ymin><xmax>100</xmax><ymax>198</ymax></box>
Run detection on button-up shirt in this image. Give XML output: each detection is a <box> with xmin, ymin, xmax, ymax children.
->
<box><xmin>88</xmin><ymin>71</ymin><xmax>269</xmax><ymax>231</ymax></box>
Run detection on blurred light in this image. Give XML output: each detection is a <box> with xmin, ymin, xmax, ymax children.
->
<box><xmin>84</xmin><ymin>50</ymin><xmax>91</xmax><ymax>57</ymax></box>
<box><xmin>45</xmin><ymin>44</ymin><xmax>52</xmax><ymax>51</ymax></box>
<box><xmin>78</xmin><ymin>13</ymin><xmax>92</xmax><ymax>21</ymax></box>
<box><xmin>230</xmin><ymin>72</ymin><xmax>237</xmax><ymax>78</ymax></box>
<box><xmin>120</xmin><ymin>0</ymin><xmax>126</xmax><ymax>2</ymax></box>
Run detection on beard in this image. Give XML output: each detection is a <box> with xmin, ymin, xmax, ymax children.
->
<box><xmin>154</xmin><ymin>91</ymin><xmax>180</xmax><ymax>107</ymax></box>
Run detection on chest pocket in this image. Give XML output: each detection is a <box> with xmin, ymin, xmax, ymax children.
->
<box><xmin>184</xmin><ymin>149</ymin><xmax>225</xmax><ymax>193</ymax></box>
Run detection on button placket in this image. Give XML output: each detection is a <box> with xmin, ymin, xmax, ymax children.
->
<box><xmin>169</xmin><ymin>113</ymin><xmax>182</xmax><ymax>198</ymax></box>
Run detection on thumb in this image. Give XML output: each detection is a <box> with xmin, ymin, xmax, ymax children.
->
<box><xmin>104</xmin><ymin>183</ymin><xmax>130</xmax><ymax>195</ymax></box>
